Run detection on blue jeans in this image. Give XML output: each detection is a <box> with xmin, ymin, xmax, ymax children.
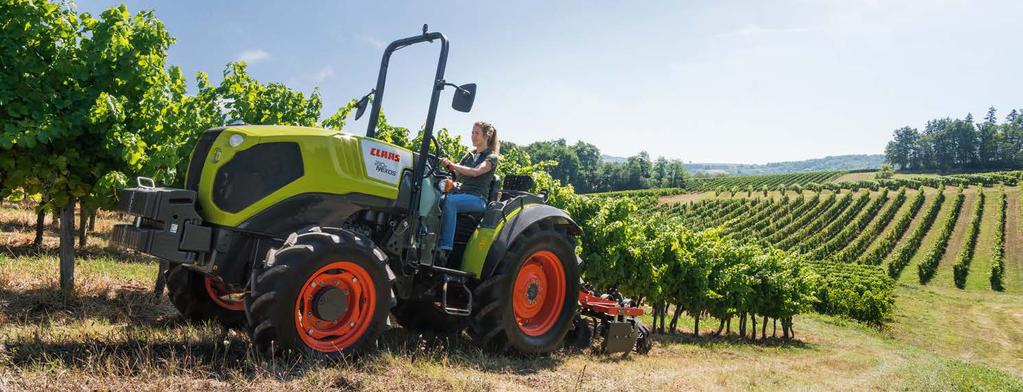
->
<box><xmin>439</xmin><ymin>193</ymin><xmax>486</xmax><ymax>250</ymax></box>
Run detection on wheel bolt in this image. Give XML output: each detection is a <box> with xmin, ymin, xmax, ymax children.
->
<box><xmin>307</xmin><ymin>328</ymin><xmax>314</xmax><ymax>335</ymax></box>
<box><xmin>349</xmin><ymin>322</ymin><xmax>355</xmax><ymax>327</ymax></box>
<box><xmin>352</xmin><ymin>277</ymin><xmax>358</xmax><ymax>282</ymax></box>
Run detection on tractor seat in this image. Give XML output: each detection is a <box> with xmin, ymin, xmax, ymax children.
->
<box><xmin>458</xmin><ymin>175</ymin><xmax>501</xmax><ymax>222</ymax></box>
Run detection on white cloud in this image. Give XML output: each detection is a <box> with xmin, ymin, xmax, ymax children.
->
<box><xmin>313</xmin><ymin>66</ymin><xmax>335</xmax><ymax>83</ymax></box>
<box><xmin>237</xmin><ymin>49</ymin><xmax>270</xmax><ymax>63</ymax></box>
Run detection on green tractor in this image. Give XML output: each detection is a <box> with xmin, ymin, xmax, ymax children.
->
<box><xmin>111</xmin><ymin>27</ymin><xmax>589</xmax><ymax>356</ymax></box>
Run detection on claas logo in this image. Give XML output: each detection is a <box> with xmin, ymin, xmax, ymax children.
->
<box><xmin>370</xmin><ymin>148</ymin><xmax>400</xmax><ymax>162</ymax></box>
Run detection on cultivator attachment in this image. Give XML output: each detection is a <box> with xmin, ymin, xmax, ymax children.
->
<box><xmin>566</xmin><ymin>285</ymin><xmax>652</xmax><ymax>355</ymax></box>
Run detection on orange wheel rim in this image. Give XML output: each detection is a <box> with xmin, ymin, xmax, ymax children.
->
<box><xmin>512</xmin><ymin>250</ymin><xmax>566</xmax><ymax>336</ymax></box>
<box><xmin>294</xmin><ymin>261</ymin><xmax>376</xmax><ymax>352</ymax></box>
<box><xmin>204</xmin><ymin>276</ymin><xmax>246</xmax><ymax>311</ymax></box>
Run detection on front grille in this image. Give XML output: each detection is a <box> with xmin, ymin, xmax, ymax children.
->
<box><xmin>212</xmin><ymin>142</ymin><xmax>304</xmax><ymax>213</ymax></box>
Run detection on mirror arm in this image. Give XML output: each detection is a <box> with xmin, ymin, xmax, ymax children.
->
<box><xmin>440</xmin><ymin>81</ymin><xmax>467</xmax><ymax>94</ymax></box>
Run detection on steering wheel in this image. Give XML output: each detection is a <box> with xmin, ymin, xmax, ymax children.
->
<box><xmin>426</xmin><ymin>135</ymin><xmax>453</xmax><ymax>178</ymax></box>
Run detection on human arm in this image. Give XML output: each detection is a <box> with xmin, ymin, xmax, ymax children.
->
<box><xmin>444</xmin><ymin>158</ymin><xmax>492</xmax><ymax>178</ymax></box>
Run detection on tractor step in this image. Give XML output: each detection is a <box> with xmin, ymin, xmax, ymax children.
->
<box><xmin>441</xmin><ymin>276</ymin><xmax>472</xmax><ymax>316</ymax></box>
<box><xmin>420</xmin><ymin>264</ymin><xmax>476</xmax><ymax>279</ymax></box>
<box><xmin>418</xmin><ymin>265</ymin><xmax>474</xmax><ymax>316</ymax></box>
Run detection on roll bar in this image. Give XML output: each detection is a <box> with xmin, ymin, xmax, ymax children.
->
<box><xmin>364</xmin><ymin>26</ymin><xmax>453</xmax><ymax>262</ymax></box>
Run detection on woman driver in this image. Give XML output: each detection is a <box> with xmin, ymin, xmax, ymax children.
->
<box><xmin>437</xmin><ymin>121</ymin><xmax>499</xmax><ymax>264</ymax></box>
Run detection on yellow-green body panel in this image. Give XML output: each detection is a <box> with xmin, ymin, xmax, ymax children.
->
<box><xmin>460</xmin><ymin>205</ymin><xmax>528</xmax><ymax>276</ymax></box>
<box><xmin>193</xmin><ymin>125</ymin><xmax>414</xmax><ymax>227</ymax></box>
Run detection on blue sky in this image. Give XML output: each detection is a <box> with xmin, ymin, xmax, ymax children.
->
<box><xmin>75</xmin><ymin>0</ymin><xmax>1023</xmax><ymax>164</ymax></box>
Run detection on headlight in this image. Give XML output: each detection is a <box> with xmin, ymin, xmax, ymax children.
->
<box><xmin>229</xmin><ymin>134</ymin><xmax>244</xmax><ymax>147</ymax></box>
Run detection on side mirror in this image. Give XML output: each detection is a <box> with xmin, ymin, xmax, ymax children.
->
<box><xmin>354</xmin><ymin>94</ymin><xmax>370</xmax><ymax>121</ymax></box>
<box><xmin>451</xmin><ymin>83</ymin><xmax>476</xmax><ymax>112</ymax></box>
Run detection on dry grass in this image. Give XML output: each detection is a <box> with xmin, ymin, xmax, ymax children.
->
<box><xmin>2</xmin><ymin>205</ymin><xmax>1023</xmax><ymax>390</ymax></box>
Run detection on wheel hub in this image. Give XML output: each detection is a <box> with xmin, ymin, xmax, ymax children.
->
<box><xmin>313</xmin><ymin>286</ymin><xmax>349</xmax><ymax>322</ymax></box>
<box><xmin>526</xmin><ymin>279</ymin><xmax>540</xmax><ymax>304</ymax></box>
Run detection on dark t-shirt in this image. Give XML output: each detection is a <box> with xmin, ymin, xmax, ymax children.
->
<box><xmin>456</xmin><ymin>149</ymin><xmax>498</xmax><ymax>198</ymax></box>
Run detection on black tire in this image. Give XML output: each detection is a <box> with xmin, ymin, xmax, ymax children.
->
<box><xmin>468</xmin><ymin>221</ymin><xmax>580</xmax><ymax>354</ymax></box>
<box><xmin>166</xmin><ymin>264</ymin><xmax>246</xmax><ymax>329</ymax></box>
<box><xmin>392</xmin><ymin>299</ymin><xmax>465</xmax><ymax>335</ymax></box>
<box><xmin>245</xmin><ymin>227</ymin><xmax>396</xmax><ymax>358</ymax></box>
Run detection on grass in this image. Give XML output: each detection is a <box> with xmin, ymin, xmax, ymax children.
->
<box><xmin>965</xmin><ymin>188</ymin><xmax>1001</xmax><ymax>290</ymax></box>
<box><xmin>3</xmin><ymin>206</ymin><xmax>1023</xmax><ymax>390</ymax></box>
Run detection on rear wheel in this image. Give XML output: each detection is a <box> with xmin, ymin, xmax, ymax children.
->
<box><xmin>166</xmin><ymin>264</ymin><xmax>246</xmax><ymax>329</ymax></box>
<box><xmin>246</xmin><ymin>227</ymin><xmax>395</xmax><ymax>357</ymax></box>
<box><xmin>468</xmin><ymin>222</ymin><xmax>579</xmax><ymax>354</ymax></box>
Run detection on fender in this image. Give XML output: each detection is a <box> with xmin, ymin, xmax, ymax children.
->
<box><xmin>461</xmin><ymin>202</ymin><xmax>582</xmax><ymax>279</ymax></box>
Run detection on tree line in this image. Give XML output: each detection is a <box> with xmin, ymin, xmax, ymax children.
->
<box><xmin>884</xmin><ymin>107</ymin><xmax>1023</xmax><ymax>172</ymax></box>
<box><xmin>516</xmin><ymin>139</ymin><xmax>687</xmax><ymax>193</ymax></box>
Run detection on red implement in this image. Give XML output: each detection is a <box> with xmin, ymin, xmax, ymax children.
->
<box><xmin>578</xmin><ymin>290</ymin><xmax>644</xmax><ymax>317</ymax></box>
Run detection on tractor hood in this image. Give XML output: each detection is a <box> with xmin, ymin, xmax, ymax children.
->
<box><xmin>185</xmin><ymin>125</ymin><xmax>414</xmax><ymax>227</ymax></box>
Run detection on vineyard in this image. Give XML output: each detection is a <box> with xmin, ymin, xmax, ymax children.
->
<box><xmin>630</xmin><ymin>173</ymin><xmax>1023</xmax><ymax>295</ymax></box>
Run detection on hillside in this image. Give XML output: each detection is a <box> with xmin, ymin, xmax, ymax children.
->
<box><xmin>599</xmin><ymin>154</ymin><xmax>884</xmax><ymax>176</ymax></box>
<box><xmin>686</xmin><ymin>154</ymin><xmax>885</xmax><ymax>176</ymax></box>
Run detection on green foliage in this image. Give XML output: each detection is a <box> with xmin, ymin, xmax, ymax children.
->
<box><xmin>834</xmin><ymin>187</ymin><xmax>912</xmax><ymax>263</ymax></box>
<box><xmin>876</xmin><ymin>163</ymin><xmax>895</xmax><ymax>179</ymax></box>
<box><xmin>989</xmin><ymin>187</ymin><xmax>1007</xmax><ymax>291</ymax></box>
<box><xmin>878</xmin><ymin>188</ymin><xmax>938</xmax><ymax>275</ymax></box>
<box><xmin>952</xmin><ymin>187</ymin><xmax>985</xmax><ymax>288</ymax></box>
<box><xmin>918</xmin><ymin>188</ymin><xmax>966</xmax><ymax>284</ymax></box>
<box><xmin>522</xmin><ymin>141</ymin><xmax>686</xmax><ymax>193</ymax></box>
<box><xmin>806</xmin><ymin>261</ymin><xmax>895</xmax><ymax>325</ymax></box>
<box><xmin>884</xmin><ymin>109</ymin><xmax>1023</xmax><ymax>171</ymax></box>
<box><xmin>571</xmin><ymin>189</ymin><xmax>889</xmax><ymax>328</ymax></box>
<box><xmin>0</xmin><ymin>0</ymin><xmax>77</xmax><ymax>207</ymax></box>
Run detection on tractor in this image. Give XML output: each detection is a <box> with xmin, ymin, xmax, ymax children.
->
<box><xmin>110</xmin><ymin>26</ymin><xmax>648</xmax><ymax>357</ymax></box>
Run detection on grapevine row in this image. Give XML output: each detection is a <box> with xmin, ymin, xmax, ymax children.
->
<box><xmin>806</xmin><ymin>188</ymin><xmax>895</xmax><ymax>259</ymax></box>
<box><xmin>836</xmin><ymin>187</ymin><xmax>917</xmax><ymax>263</ymax></box>
<box><xmin>990</xmin><ymin>187</ymin><xmax>1007</xmax><ymax>291</ymax></box>
<box><xmin>952</xmin><ymin>187</ymin><xmax>986</xmax><ymax>288</ymax></box>
<box><xmin>879</xmin><ymin>188</ymin><xmax>941</xmax><ymax>277</ymax></box>
<box><xmin>917</xmin><ymin>188</ymin><xmax>966</xmax><ymax>284</ymax></box>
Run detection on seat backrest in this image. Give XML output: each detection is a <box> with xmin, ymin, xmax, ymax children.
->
<box><xmin>487</xmin><ymin>175</ymin><xmax>501</xmax><ymax>202</ymax></box>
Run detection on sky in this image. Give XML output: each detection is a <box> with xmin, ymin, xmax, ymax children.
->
<box><xmin>75</xmin><ymin>0</ymin><xmax>1023</xmax><ymax>164</ymax></box>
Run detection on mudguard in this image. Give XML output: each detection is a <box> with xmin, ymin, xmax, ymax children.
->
<box><xmin>470</xmin><ymin>203</ymin><xmax>582</xmax><ymax>279</ymax></box>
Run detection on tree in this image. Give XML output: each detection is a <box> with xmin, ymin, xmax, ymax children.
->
<box><xmin>876</xmin><ymin>163</ymin><xmax>895</xmax><ymax>179</ymax></box>
<box><xmin>573</xmin><ymin>141</ymin><xmax>602</xmax><ymax>192</ymax></box>
<box><xmin>884</xmin><ymin>127</ymin><xmax>918</xmax><ymax>169</ymax></box>
<box><xmin>218</xmin><ymin>62</ymin><xmax>322</xmax><ymax>127</ymax></box>
<box><xmin>5</xmin><ymin>5</ymin><xmax>179</xmax><ymax>293</ymax></box>
<box><xmin>0</xmin><ymin>0</ymin><xmax>78</xmax><ymax>245</ymax></box>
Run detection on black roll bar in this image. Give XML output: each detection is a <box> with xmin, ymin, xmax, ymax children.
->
<box><xmin>364</xmin><ymin>26</ymin><xmax>451</xmax><ymax>261</ymax></box>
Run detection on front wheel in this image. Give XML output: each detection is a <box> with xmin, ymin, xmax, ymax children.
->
<box><xmin>468</xmin><ymin>222</ymin><xmax>579</xmax><ymax>354</ymax></box>
<box><xmin>245</xmin><ymin>227</ymin><xmax>395</xmax><ymax>357</ymax></box>
<box><xmin>166</xmin><ymin>265</ymin><xmax>247</xmax><ymax>329</ymax></box>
